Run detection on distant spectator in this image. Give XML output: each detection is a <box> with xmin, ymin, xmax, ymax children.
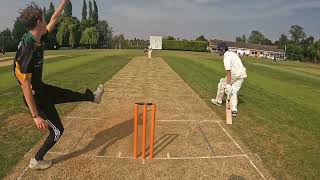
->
<box><xmin>0</xmin><ymin>48</ymin><xmax>5</xmax><ymax>56</ymax></box>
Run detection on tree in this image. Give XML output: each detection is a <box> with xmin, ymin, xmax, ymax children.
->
<box><xmin>44</xmin><ymin>2</ymin><xmax>59</xmax><ymax>49</ymax></box>
<box><xmin>276</xmin><ymin>34</ymin><xmax>289</xmax><ymax>49</ymax></box>
<box><xmin>89</xmin><ymin>1</ymin><xmax>93</xmax><ymax>19</ymax></box>
<box><xmin>247</xmin><ymin>30</ymin><xmax>273</xmax><ymax>45</ymax></box>
<box><xmin>81</xmin><ymin>27</ymin><xmax>99</xmax><ymax>48</ymax></box>
<box><xmin>43</xmin><ymin>7</ymin><xmax>47</xmax><ymax>18</ymax></box>
<box><xmin>0</xmin><ymin>29</ymin><xmax>15</xmax><ymax>51</ymax></box>
<box><xmin>96</xmin><ymin>20</ymin><xmax>113</xmax><ymax>48</ymax></box>
<box><xmin>301</xmin><ymin>36</ymin><xmax>315</xmax><ymax>59</ymax></box>
<box><xmin>68</xmin><ymin>24</ymin><xmax>78</xmax><ymax>48</ymax></box>
<box><xmin>112</xmin><ymin>34</ymin><xmax>127</xmax><ymax>49</ymax></box>
<box><xmin>92</xmin><ymin>0</ymin><xmax>99</xmax><ymax>24</ymax></box>
<box><xmin>56</xmin><ymin>23</ymin><xmax>68</xmax><ymax>46</ymax></box>
<box><xmin>12</xmin><ymin>20</ymin><xmax>27</xmax><ymax>45</ymax></box>
<box><xmin>164</xmin><ymin>36</ymin><xmax>176</xmax><ymax>40</ymax></box>
<box><xmin>195</xmin><ymin>35</ymin><xmax>207</xmax><ymax>41</ymax></box>
<box><xmin>236</xmin><ymin>34</ymin><xmax>246</xmax><ymax>43</ymax></box>
<box><xmin>80</xmin><ymin>19</ymin><xmax>95</xmax><ymax>33</ymax></box>
<box><xmin>262</xmin><ymin>38</ymin><xmax>273</xmax><ymax>45</ymax></box>
<box><xmin>127</xmin><ymin>38</ymin><xmax>149</xmax><ymax>49</ymax></box>
<box><xmin>0</xmin><ymin>28</ymin><xmax>12</xmax><ymax>37</ymax></box>
<box><xmin>289</xmin><ymin>25</ymin><xmax>306</xmax><ymax>43</ymax></box>
<box><xmin>307</xmin><ymin>43</ymin><xmax>319</xmax><ymax>63</ymax></box>
<box><xmin>82</xmin><ymin>0</ymin><xmax>87</xmax><ymax>20</ymax></box>
<box><xmin>302</xmin><ymin>36</ymin><xmax>314</xmax><ymax>47</ymax></box>
<box><xmin>287</xmin><ymin>44</ymin><xmax>304</xmax><ymax>61</ymax></box>
<box><xmin>63</xmin><ymin>1</ymin><xmax>72</xmax><ymax>17</ymax></box>
<box><xmin>45</xmin><ymin>2</ymin><xmax>55</xmax><ymax>23</ymax></box>
<box><xmin>57</xmin><ymin>17</ymin><xmax>80</xmax><ymax>47</ymax></box>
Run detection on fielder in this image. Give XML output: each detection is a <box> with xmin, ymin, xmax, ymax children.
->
<box><xmin>0</xmin><ymin>48</ymin><xmax>5</xmax><ymax>56</ymax></box>
<box><xmin>211</xmin><ymin>44</ymin><xmax>247</xmax><ymax>117</ymax></box>
<box><xmin>14</xmin><ymin>0</ymin><xmax>104</xmax><ymax>170</ymax></box>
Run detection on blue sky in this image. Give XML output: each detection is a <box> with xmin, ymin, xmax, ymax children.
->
<box><xmin>0</xmin><ymin>0</ymin><xmax>319</xmax><ymax>41</ymax></box>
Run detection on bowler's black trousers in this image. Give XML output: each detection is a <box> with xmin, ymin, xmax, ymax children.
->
<box><xmin>24</xmin><ymin>83</ymin><xmax>94</xmax><ymax>161</ymax></box>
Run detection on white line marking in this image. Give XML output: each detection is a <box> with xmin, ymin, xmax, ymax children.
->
<box><xmin>0</xmin><ymin>92</ymin><xmax>20</xmax><ymax>97</ymax></box>
<box><xmin>24</xmin><ymin>147</ymin><xmax>35</xmax><ymax>158</ymax></box>
<box><xmin>157</xmin><ymin>120</ymin><xmax>222</xmax><ymax>123</ymax></box>
<box><xmin>47</xmin><ymin>151</ymin><xmax>246</xmax><ymax>160</ymax></box>
<box><xmin>153</xmin><ymin>155</ymin><xmax>246</xmax><ymax>160</ymax></box>
<box><xmin>64</xmin><ymin>119</ymin><xmax>74</xmax><ymax>128</ymax></box>
<box><xmin>17</xmin><ymin>166</ymin><xmax>29</xmax><ymax>180</ymax></box>
<box><xmin>48</xmin><ymin>151</ymin><xmax>65</xmax><ymax>155</ymax></box>
<box><xmin>65</xmin><ymin>117</ymin><xmax>101</xmax><ymax>120</ymax></box>
<box><xmin>217</xmin><ymin>122</ymin><xmax>266</xmax><ymax>180</ymax></box>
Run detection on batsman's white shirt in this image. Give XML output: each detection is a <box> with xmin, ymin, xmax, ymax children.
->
<box><xmin>223</xmin><ymin>51</ymin><xmax>247</xmax><ymax>79</ymax></box>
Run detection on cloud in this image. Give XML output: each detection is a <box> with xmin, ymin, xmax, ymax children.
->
<box><xmin>1</xmin><ymin>0</ymin><xmax>319</xmax><ymax>41</ymax></box>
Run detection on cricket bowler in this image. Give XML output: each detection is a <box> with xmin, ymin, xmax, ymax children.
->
<box><xmin>14</xmin><ymin>0</ymin><xmax>104</xmax><ymax>170</ymax></box>
<box><xmin>211</xmin><ymin>44</ymin><xmax>247</xmax><ymax>117</ymax></box>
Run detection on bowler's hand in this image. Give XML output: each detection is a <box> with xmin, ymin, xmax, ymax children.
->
<box><xmin>34</xmin><ymin>116</ymin><xmax>48</xmax><ymax>129</ymax></box>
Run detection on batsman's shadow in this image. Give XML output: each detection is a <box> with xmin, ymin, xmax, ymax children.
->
<box><xmin>53</xmin><ymin>113</ymin><xmax>178</xmax><ymax>163</ymax></box>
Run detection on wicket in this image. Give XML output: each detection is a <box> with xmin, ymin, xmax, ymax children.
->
<box><xmin>133</xmin><ymin>102</ymin><xmax>156</xmax><ymax>160</ymax></box>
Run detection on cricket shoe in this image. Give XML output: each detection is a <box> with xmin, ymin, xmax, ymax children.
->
<box><xmin>93</xmin><ymin>84</ymin><xmax>104</xmax><ymax>104</ymax></box>
<box><xmin>211</xmin><ymin>99</ymin><xmax>222</xmax><ymax>107</ymax></box>
<box><xmin>232</xmin><ymin>111</ymin><xmax>237</xmax><ymax>117</ymax></box>
<box><xmin>29</xmin><ymin>158</ymin><xmax>52</xmax><ymax>170</ymax></box>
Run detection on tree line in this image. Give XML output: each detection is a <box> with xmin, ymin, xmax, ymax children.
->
<box><xmin>236</xmin><ymin>25</ymin><xmax>320</xmax><ymax>62</ymax></box>
<box><xmin>0</xmin><ymin>0</ymin><xmax>149</xmax><ymax>52</ymax></box>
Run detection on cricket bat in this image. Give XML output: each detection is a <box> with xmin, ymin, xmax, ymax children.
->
<box><xmin>226</xmin><ymin>93</ymin><xmax>232</xmax><ymax>124</ymax></box>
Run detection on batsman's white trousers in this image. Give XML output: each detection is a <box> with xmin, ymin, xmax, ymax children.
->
<box><xmin>148</xmin><ymin>50</ymin><xmax>152</xmax><ymax>59</ymax></box>
<box><xmin>215</xmin><ymin>77</ymin><xmax>244</xmax><ymax>112</ymax></box>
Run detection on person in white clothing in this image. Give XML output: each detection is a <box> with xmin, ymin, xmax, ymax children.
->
<box><xmin>211</xmin><ymin>44</ymin><xmax>247</xmax><ymax>117</ymax></box>
<box><xmin>147</xmin><ymin>45</ymin><xmax>152</xmax><ymax>59</ymax></box>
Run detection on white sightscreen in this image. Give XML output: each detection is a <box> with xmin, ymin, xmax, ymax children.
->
<box><xmin>150</xmin><ymin>36</ymin><xmax>162</xmax><ymax>50</ymax></box>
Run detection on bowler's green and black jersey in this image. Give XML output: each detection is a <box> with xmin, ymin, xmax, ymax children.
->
<box><xmin>14</xmin><ymin>31</ymin><xmax>47</xmax><ymax>91</ymax></box>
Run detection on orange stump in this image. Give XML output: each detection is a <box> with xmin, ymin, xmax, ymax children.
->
<box><xmin>133</xmin><ymin>103</ymin><xmax>156</xmax><ymax>160</ymax></box>
<box><xmin>133</xmin><ymin>104</ymin><xmax>139</xmax><ymax>160</ymax></box>
<box><xmin>149</xmin><ymin>105</ymin><xmax>156</xmax><ymax>159</ymax></box>
<box><xmin>142</xmin><ymin>105</ymin><xmax>147</xmax><ymax>159</ymax></box>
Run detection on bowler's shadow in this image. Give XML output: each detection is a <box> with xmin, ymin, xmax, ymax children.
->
<box><xmin>53</xmin><ymin>113</ymin><xmax>178</xmax><ymax>163</ymax></box>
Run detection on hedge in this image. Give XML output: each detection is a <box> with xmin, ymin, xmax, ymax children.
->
<box><xmin>162</xmin><ymin>40</ymin><xmax>208</xmax><ymax>52</ymax></box>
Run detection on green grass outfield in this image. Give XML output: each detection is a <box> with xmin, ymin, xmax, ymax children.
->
<box><xmin>155</xmin><ymin>50</ymin><xmax>320</xmax><ymax>179</ymax></box>
<box><xmin>0</xmin><ymin>49</ymin><xmax>319</xmax><ymax>179</ymax></box>
<box><xmin>0</xmin><ymin>49</ymin><xmax>140</xmax><ymax>179</ymax></box>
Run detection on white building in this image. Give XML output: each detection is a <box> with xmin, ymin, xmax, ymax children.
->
<box><xmin>150</xmin><ymin>36</ymin><xmax>163</xmax><ymax>50</ymax></box>
<box><xmin>209</xmin><ymin>39</ymin><xmax>286</xmax><ymax>60</ymax></box>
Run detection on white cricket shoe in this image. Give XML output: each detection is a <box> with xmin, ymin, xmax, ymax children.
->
<box><xmin>232</xmin><ymin>111</ymin><xmax>238</xmax><ymax>117</ymax></box>
<box><xmin>93</xmin><ymin>84</ymin><xmax>104</xmax><ymax>104</ymax></box>
<box><xmin>211</xmin><ymin>99</ymin><xmax>222</xmax><ymax>107</ymax></box>
<box><xmin>29</xmin><ymin>158</ymin><xmax>52</xmax><ymax>170</ymax></box>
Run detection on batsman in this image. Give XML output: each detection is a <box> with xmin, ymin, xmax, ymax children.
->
<box><xmin>211</xmin><ymin>44</ymin><xmax>247</xmax><ymax>117</ymax></box>
<box><xmin>14</xmin><ymin>0</ymin><xmax>104</xmax><ymax>170</ymax></box>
